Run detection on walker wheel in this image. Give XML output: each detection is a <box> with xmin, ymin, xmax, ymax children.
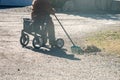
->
<box><xmin>56</xmin><ymin>38</ymin><xmax>64</xmax><ymax>48</ymax></box>
<box><xmin>20</xmin><ymin>33</ymin><xmax>29</xmax><ymax>47</ymax></box>
<box><xmin>32</xmin><ymin>36</ymin><xmax>43</xmax><ymax>49</ymax></box>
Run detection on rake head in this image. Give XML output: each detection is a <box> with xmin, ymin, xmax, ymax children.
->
<box><xmin>71</xmin><ymin>45</ymin><xmax>83</xmax><ymax>54</ymax></box>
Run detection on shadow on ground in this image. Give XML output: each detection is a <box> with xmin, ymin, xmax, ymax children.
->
<box><xmin>25</xmin><ymin>46</ymin><xmax>80</xmax><ymax>60</ymax></box>
<box><xmin>59</xmin><ymin>11</ymin><xmax>120</xmax><ymax>21</ymax></box>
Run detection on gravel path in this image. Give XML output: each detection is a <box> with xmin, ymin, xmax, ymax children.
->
<box><xmin>0</xmin><ymin>7</ymin><xmax>120</xmax><ymax>80</ymax></box>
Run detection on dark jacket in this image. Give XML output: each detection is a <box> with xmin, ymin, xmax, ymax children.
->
<box><xmin>32</xmin><ymin>0</ymin><xmax>54</xmax><ymax>20</ymax></box>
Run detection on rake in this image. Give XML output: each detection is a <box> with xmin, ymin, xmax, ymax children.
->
<box><xmin>54</xmin><ymin>14</ymin><xmax>83</xmax><ymax>54</ymax></box>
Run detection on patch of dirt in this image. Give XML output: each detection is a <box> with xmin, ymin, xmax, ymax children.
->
<box><xmin>83</xmin><ymin>45</ymin><xmax>101</xmax><ymax>53</ymax></box>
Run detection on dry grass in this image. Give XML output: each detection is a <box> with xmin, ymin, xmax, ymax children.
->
<box><xmin>86</xmin><ymin>30</ymin><xmax>120</xmax><ymax>55</ymax></box>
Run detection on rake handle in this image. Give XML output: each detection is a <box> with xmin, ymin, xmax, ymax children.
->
<box><xmin>54</xmin><ymin>14</ymin><xmax>75</xmax><ymax>46</ymax></box>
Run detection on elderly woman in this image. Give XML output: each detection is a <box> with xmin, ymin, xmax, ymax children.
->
<box><xmin>31</xmin><ymin>0</ymin><xmax>56</xmax><ymax>47</ymax></box>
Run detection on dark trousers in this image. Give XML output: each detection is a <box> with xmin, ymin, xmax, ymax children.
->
<box><xmin>32</xmin><ymin>16</ymin><xmax>56</xmax><ymax>45</ymax></box>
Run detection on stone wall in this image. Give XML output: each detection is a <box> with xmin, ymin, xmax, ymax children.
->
<box><xmin>63</xmin><ymin>0</ymin><xmax>120</xmax><ymax>11</ymax></box>
<box><xmin>73</xmin><ymin>0</ymin><xmax>97</xmax><ymax>11</ymax></box>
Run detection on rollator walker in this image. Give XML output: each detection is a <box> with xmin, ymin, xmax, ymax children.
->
<box><xmin>20</xmin><ymin>18</ymin><xmax>64</xmax><ymax>49</ymax></box>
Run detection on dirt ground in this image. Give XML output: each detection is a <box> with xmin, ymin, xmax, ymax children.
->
<box><xmin>0</xmin><ymin>7</ymin><xmax>120</xmax><ymax>80</ymax></box>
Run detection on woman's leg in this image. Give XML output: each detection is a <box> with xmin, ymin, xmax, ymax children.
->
<box><xmin>47</xmin><ymin>18</ymin><xmax>56</xmax><ymax>46</ymax></box>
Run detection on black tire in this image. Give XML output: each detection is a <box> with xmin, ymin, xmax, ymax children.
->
<box><xmin>56</xmin><ymin>38</ymin><xmax>64</xmax><ymax>48</ymax></box>
<box><xmin>20</xmin><ymin>34</ymin><xmax>29</xmax><ymax>47</ymax></box>
<box><xmin>32</xmin><ymin>37</ymin><xmax>43</xmax><ymax>49</ymax></box>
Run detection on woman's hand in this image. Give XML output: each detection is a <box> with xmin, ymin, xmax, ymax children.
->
<box><xmin>51</xmin><ymin>8</ymin><xmax>56</xmax><ymax>15</ymax></box>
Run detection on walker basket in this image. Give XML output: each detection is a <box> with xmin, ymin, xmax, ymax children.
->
<box><xmin>23</xmin><ymin>18</ymin><xmax>32</xmax><ymax>32</ymax></box>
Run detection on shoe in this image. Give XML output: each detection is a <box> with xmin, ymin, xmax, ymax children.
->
<box><xmin>51</xmin><ymin>45</ymin><xmax>56</xmax><ymax>49</ymax></box>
